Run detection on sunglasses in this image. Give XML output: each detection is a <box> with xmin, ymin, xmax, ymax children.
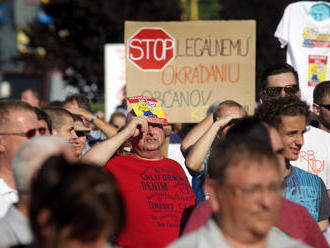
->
<box><xmin>319</xmin><ymin>104</ymin><xmax>330</xmax><ymax>111</ymax></box>
<box><xmin>0</xmin><ymin>127</ymin><xmax>47</xmax><ymax>139</ymax></box>
<box><xmin>75</xmin><ymin>130</ymin><xmax>89</xmax><ymax>137</ymax></box>
<box><xmin>264</xmin><ymin>85</ymin><xmax>299</xmax><ymax>97</ymax></box>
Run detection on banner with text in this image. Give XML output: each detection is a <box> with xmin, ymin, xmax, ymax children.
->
<box><xmin>125</xmin><ymin>21</ymin><xmax>256</xmax><ymax>123</ymax></box>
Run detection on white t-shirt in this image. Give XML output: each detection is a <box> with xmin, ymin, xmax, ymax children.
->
<box><xmin>0</xmin><ymin>178</ymin><xmax>18</xmax><ymax>218</ymax></box>
<box><xmin>291</xmin><ymin>126</ymin><xmax>330</xmax><ymax>189</ymax></box>
<box><xmin>275</xmin><ymin>1</ymin><xmax>330</xmax><ymax>108</ymax></box>
<box><xmin>168</xmin><ymin>143</ymin><xmax>192</xmax><ymax>185</ymax></box>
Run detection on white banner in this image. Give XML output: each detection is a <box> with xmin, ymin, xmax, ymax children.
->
<box><xmin>104</xmin><ymin>44</ymin><xmax>126</xmax><ymax>121</ymax></box>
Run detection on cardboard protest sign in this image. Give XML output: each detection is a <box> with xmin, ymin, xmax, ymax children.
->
<box><xmin>127</xmin><ymin>96</ymin><xmax>168</xmax><ymax>124</ymax></box>
<box><xmin>125</xmin><ymin>21</ymin><xmax>256</xmax><ymax>123</ymax></box>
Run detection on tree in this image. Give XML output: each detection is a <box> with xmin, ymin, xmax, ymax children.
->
<box><xmin>16</xmin><ymin>0</ymin><xmax>182</xmax><ymax>101</ymax></box>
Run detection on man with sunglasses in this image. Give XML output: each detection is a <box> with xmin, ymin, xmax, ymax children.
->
<box><xmin>313</xmin><ymin>81</ymin><xmax>330</xmax><ymax>133</ymax></box>
<box><xmin>260</xmin><ymin>64</ymin><xmax>330</xmax><ymax>196</ymax></box>
<box><xmin>259</xmin><ymin>63</ymin><xmax>301</xmax><ymax>103</ymax></box>
<box><xmin>0</xmin><ymin>99</ymin><xmax>45</xmax><ymax>218</ymax></box>
<box><xmin>71</xmin><ymin>115</ymin><xmax>90</xmax><ymax>159</ymax></box>
<box><xmin>63</xmin><ymin>94</ymin><xmax>118</xmax><ymax>154</ymax></box>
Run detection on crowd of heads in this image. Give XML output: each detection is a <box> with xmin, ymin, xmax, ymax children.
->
<box><xmin>0</xmin><ymin>62</ymin><xmax>329</xmax><ymax>247</ymax></box>
<box><xmin>0</xmin><ymin>93</ymin><xmax>125</xmax><ymax>247</ymax></box>
<box><xmin>176</xmin><ymin>62</ymin><xmax>330</xmax><ymax>247</ymax></box>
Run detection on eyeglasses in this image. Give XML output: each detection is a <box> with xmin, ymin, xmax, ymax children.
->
<box><xmin>264</xmin><ymin>84</ymin><xmax>299</xmax><ymax>97</ymax></box>
<box><xmin>0</xmin><ymin>127</ymin><xmax>47</xmax><ymax>139</ymax></box>
<box><xmin>319</xmin><ymin>104</ymin><xmax>330</xmax><ymax>111</ymax></box>
<box><xmin>225</xmin><ymin>181</ymin><xmax>284</xmax><ymax>200</ymax></box>
<box><xmin>75</xmin><ymin>130</ymin><xmax>89</xmax><ymax>137</ymax></box>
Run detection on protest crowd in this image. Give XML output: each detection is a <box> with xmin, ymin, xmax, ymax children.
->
<box><xmin>1</xmin><ymin>2</ymin><xmax>330</xmax><ymax>248</ymax></box>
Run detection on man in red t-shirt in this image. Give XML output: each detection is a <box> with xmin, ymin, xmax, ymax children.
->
<box><xmin>85</xmin><ymin>115</ymin><xmax>196</xmax><ymax>248</ymax></box>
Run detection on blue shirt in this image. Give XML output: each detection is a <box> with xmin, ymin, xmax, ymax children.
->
<box><xmin>191</xmin><ymin>151</ymin><xmax>210</xmax><ymax>205</ymax></box>
<box><xmin>284</xmin><ymin>165</ymin><xmax>330</xmax><ymax>221</ymax></box>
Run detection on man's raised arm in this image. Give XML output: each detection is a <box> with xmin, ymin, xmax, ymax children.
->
<box><xmin>185</xmin><ymin>116</ymin><xmax>234</xmax><ymax>173</ymax></box>
<box><xmin>181</xmin><ymin>113</ymin><xmax>214</xmax><ymax>156</ymax></box>
<box><xmin>82</xmin><ymin>116</ymin><xmax>148</xmax><ymax>166</ymax></box>
<box><xmin>67</xmin><ymin>107</ymin><xmax>118</xmax><ymax>138</ymax></box>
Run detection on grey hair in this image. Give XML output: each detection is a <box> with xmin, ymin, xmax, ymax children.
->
<box><xmin>207</xmin><ymin>101</ymin><xmax>222</xmax><ymax>115</ymax></box>
<box><xmin>13</xmin><ymin>136</ymin><xmax>71</xmax><ymax>193</ymax></box>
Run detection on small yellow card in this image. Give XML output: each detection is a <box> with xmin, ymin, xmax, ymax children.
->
<box><xmin>126</xmin><ymin>96</ymin><xmax>168</xmax><ymax>124</ymax></box>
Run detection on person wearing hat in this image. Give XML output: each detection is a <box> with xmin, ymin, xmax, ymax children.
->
<box><xmin>72</xmin><ymin>115</ymin><xmax>91</xmax><ymax>159</ymax></box>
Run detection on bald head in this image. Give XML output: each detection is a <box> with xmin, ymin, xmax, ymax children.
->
<box><xmin>21</xmin><ymin>89</ymin><xmax>40</xmax><ymax>107</ymax></box>
<box><xmin>0</xmin><ymin>99</ymin><xmax>35</xmax><ymax>131</ymax></box>
<box><xmin>13</xmin><ymin>136</ymin><xmax>76</xmax><ymax>193</ymax></box>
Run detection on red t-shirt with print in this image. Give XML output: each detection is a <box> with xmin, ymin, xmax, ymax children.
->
<box><xmin>104</xmin><ymin>155</ymin><xmax>196</xmax><ymax>248</ymax></box>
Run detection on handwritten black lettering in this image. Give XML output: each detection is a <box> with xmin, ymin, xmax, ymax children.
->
<box><xmin>176</xmin><ymin>37</ymin><xmax>250</xmax><ymax>57</ymax></box>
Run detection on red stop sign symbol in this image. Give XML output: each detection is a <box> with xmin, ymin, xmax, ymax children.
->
<box><xmin>127</xmin><ymin>27</ymin><xmax>175</xmax><ymax>71</ymax></box>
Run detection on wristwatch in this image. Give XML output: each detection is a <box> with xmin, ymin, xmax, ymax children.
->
<box><xmin>90</xmin><ymin>113</ymin><xmax>98</xmax><ymax>123</ymax></box>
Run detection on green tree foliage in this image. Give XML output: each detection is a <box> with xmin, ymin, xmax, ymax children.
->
<box><xmin>199</xmin><ymin>0</ymin><xmax>220</xmax><ymax>20</ymax></box>
<box><xmin>16</xmin><ymin>0</ymin><xmax>182</xmax><ymax>100</ymax></box>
